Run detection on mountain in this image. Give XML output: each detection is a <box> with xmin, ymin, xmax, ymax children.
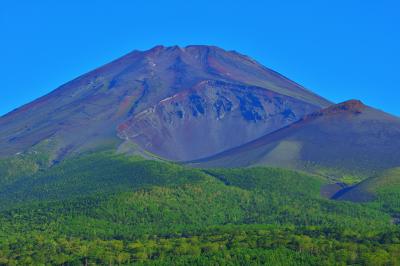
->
<box><xmin>192</xmin><ymin>100</ymin><xmax>400</xmax><ymax>179</ymax></box>
<box><xmin>0</xmin><ymin>45</ymin><xmax>330</xmax><ymax>162</ymax></box>
<box><xmin>2</xmin><ymin>45</ymin><xmax>400</xmax><ymax>265</ymax></box>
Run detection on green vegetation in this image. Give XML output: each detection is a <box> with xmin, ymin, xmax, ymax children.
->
<box><xmin>302</xmin><ymin>163</ymin><xmax>367</xmax><ymax>184</ymax></box>
<box><xmin>0</xmin><ymin>152</ymin><xmax>399</xmax><ymax>265</ymax></box>
<box><xmin>339</xmin><ymin>168</ymin><xmax>400</xmax><ymax>215</ymax></box>
<box><xmin>0</xmin><ymin>156</ymin><xmax>38</xmax><ymax>187</ymax></box>
<box><xmin>337</xmin><ymin>174</ymin><xmax>363</xmax><ymax>185</ymax></box>
<box><xmin>0</xmin><ymin>137</ymin><xmax>59</xmax><ymax>190</ymax></box>
<box><xmin>374</xmin><ymin>168</ymin><xmax>400</xmax><ymax>215</ymax></box>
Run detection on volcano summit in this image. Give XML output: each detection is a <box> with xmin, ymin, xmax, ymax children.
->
<box><xmin>0</xmin><ymin>45</ymin><xmax>331</xmax><ymax>162</ymax></box>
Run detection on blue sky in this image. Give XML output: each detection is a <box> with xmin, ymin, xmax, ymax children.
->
<box><xmin>1</xmin><ymin>0</ymin><xmax>399</xmax><ymax>116</ymax></box>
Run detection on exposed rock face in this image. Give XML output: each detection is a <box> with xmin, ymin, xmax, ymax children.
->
<box><xmin>0</xmin><ymin>45</ymin><xmax>331</xmax><ymax>161</ymax></box>
<box><xmin>118</xmin><ymin>80</ymin><xmax>320</xmax><ymax>160</ymax></box>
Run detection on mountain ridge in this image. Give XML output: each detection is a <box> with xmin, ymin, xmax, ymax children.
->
<box><xmin>190</xmin><ymin>99</ymin><xmax>400</xmax><ymax>179</ymax></box>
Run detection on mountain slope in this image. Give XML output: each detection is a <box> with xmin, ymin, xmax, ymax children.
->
<box><xmin>0</xmin><ymin>45</ymin><xmax>330</xmax><ymax>161</ymax></box>
<box><xmin>334</xmin><ymin>168</ymin><xmax>400</xmax><ymax>207</ymax></box>
<box><xmin>118</xmin><ymin>80</ymin><xmax>320</xmax><ymax>160</ymax></box>
<box><xmin>0</xmin><ymin>151</ymin><xmax>398</xmax><ymax>265</ymax></box>
<box><xmin>192</xmin><ymin>100</ymin><xmax>400</xmax><ymax>178</ymax></box>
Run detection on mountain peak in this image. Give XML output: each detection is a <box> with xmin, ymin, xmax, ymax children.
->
<box><xmin>0</xmin><ymin>45</ymin><xmax>331</xmax><ymax>160</ymax></box>
<box><xmin>140</xmin><ymin>45</ymin><xmax>250</xmax><ymax>61</ymax></box>
<box><xmin>335</xmin><ymin>99</ymin><xmax>365</xmax><ymax>109</ymax></box>
<box><xmin>320</xmin><ymin>99</ymin><xmax>366</xmax><ymax>115</ymax></box>
<box><xmin>301</xmin><ymin>100</ymin><xmax>366</xmax><ymax>122</ymax></box>
<box><xmin>144</xmin><ymin>44</ymin><xmax>221</xmax><ymax>53</ymax></box>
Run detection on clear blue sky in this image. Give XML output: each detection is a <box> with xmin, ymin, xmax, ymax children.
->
<box><xmin>1</xmin><ymin>0</ymin><xmax>399</xmax><ymax>116</ymax></box>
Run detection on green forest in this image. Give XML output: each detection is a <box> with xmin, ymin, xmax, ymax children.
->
<box><xmin>0</xmin><ymin>152</ymin><xmax>399</xmax><ymax>265</ymax></box>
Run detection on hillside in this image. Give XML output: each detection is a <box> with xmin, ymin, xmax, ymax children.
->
<box><xmin>192</xmin><ymin>100</ymin><xmax>400</xmax><ymax>179</ymax></box>
<box><xmin>334</xmin><ymin>168</ymin><xmax>400</xmax><ymax>215</ymax></box>
<box><xmin>0</xmin><ymin>152</ymin><xmax>399</xmax><ymax>265</ymax></box>
<box><xmin>0</xmin><ymin>45</ymin><xmax>330</xmax><ymax>162</ymax></box>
